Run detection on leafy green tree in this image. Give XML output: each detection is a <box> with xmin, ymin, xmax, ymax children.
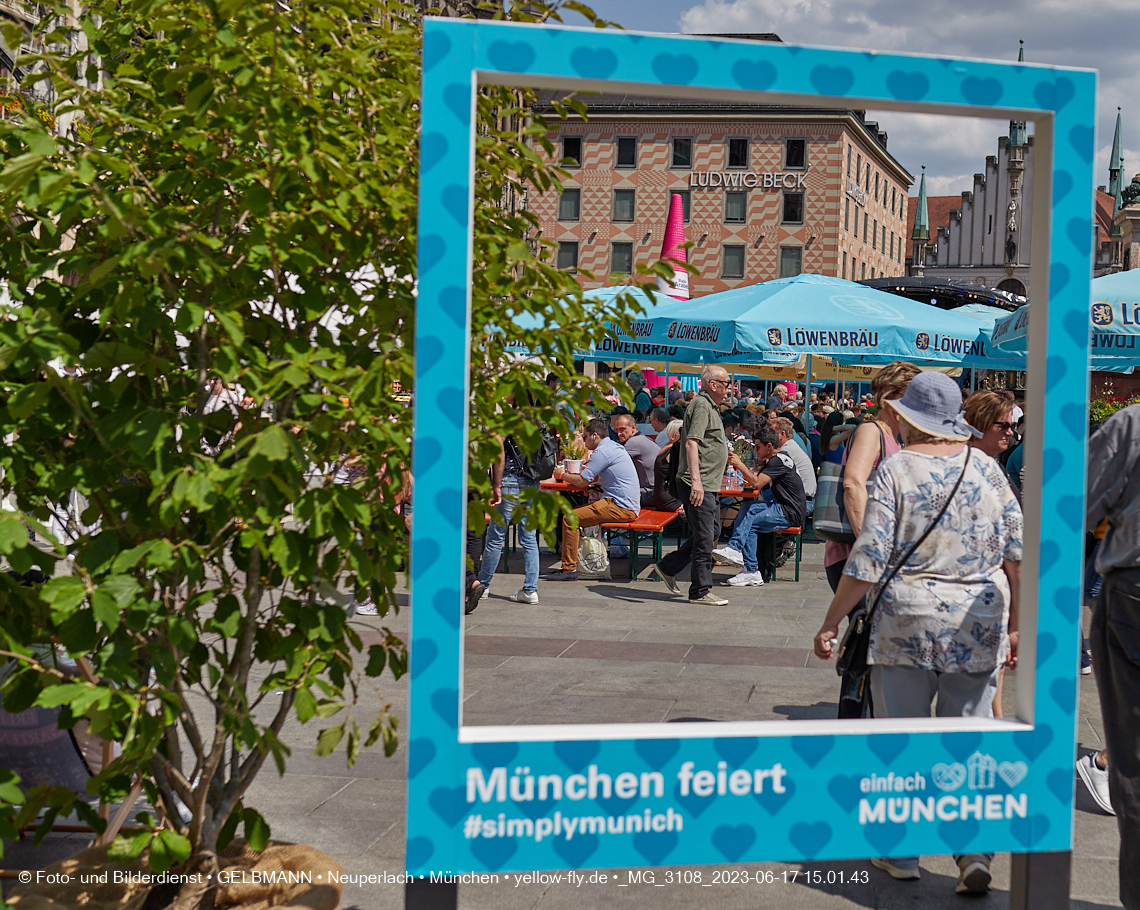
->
<box><xmin>0</xmin><ymin>0</ymin><xmax>653</xmax><ymax>902</ymax></box>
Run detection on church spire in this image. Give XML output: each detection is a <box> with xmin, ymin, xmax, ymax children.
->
<box><xmin>1009</xmin><ymin>41</ymin><xmax>1027</xmax><ymax>146</ymax></box>
<box><xmin>912</xmin><ymin>166</ymin><xmax>929</xmax><ymax>242</ymax></box>
<box><xmin>1109</xmin><ymin>107</ymin><xmax>1124</xmax><ymax>209</ymax></box>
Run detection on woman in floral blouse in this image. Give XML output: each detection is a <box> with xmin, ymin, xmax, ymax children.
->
<box><xmin>813</xmin><ymin>371</ymin><xmax>1023</xmax><ymax>895</ymax></box>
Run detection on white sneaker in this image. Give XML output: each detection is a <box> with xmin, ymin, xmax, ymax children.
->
<box><xmin>870</xmin><ymin>857</ymin><xmax>920</xmax><ymax>881</ymax></box>
<box><xmin>712</xmin><ymin>546</ymin><xmax>745</xmax><ymax>567</ymax></box>
<box><xmin>1076</xmin><ymin>751</ymin><xmax>1115</xmax><ymax>815</ymax></box>
<box><xmin>353</xmin><ymin>600</ymin><xmax>378</xmax><ymax>616</ymax></box>
<box><xmin>508</xmin><ymin>589</ymin><xmax>539</xmax><ymax>604</ymax></box>
<box><xmin>727</xmin><ymin>570</ymin><xmax>764</xmax><ymax>587</ymax></box>
<box><xmin>480</xmin><ymin>587</ymin><xmax>490</xmax><ymax>600</ymax></box>
<box><xmin>955</xmin><ymin>855</ymin><xmax>991</xmax><ymax>893</ymax></box>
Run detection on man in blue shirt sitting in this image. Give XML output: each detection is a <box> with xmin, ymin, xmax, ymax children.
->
<box><xmin>547</xmin><ymin>417</ymin><xmax>640</xmax><ymax>581</ymax></box>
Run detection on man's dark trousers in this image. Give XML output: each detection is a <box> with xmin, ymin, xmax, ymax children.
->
<box><xmin>658</xmin><ymin>479</ymin><xmax>720</xmax><ymax>600</ymax></box>
<box><xmin>1090</xmin><ymin>566</ymin><xmax>1140</xmax><ymax>910</ymax></box>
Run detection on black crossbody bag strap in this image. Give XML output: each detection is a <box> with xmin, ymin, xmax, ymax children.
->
<box><xmin>836</xmin><ymin>446</ymin><xmax>972</xmax><ymax>671</ymax></box>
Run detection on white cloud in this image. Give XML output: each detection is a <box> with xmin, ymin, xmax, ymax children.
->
<box><xmin>670</xmin><ymin>0</ymin><xmax>1140</xmax><ymax>199</ymax></box>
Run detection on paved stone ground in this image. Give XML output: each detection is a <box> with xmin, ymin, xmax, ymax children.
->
<box><xmin>3</xmin><ymin>538</ymin><xmax>1125</xmax><ymax>909</ymax></box>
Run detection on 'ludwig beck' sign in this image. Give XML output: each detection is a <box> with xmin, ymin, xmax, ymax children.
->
<box><xmin>689</xmin><ymin>171</ymin><xmax>807</xmax><ymax>189</ymax></box>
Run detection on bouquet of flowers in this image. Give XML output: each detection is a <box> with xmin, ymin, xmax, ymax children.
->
<box><xmin>731</xmin><ymin>436</ymin><xmax>758</xmax><ymax>468</ymax></box>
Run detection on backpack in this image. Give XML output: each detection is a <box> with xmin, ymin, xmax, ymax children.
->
<box><xmin>508</xmin><ymin>429</ymin><xmax>559</xmax><ymax>483</ymax></box>
<box><xmin>665</xmin><ymin>437</ymin><xmax>682</xmax><ymax>500</ymax></box>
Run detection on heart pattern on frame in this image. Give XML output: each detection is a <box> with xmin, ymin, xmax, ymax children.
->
<box><xmin>998</xmin><ymin>761</ymin><xmax>1028</xmax><ymax>788</ymax></box>
<box><xmin>411</xmin><ymin>18</ymin><xmax>1094</xmax><ymax>877</ymax></box>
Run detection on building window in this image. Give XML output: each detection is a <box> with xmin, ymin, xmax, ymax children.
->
<box><xmin>853</xmin><ymin>257</ymin><xmax>859</xmax><ymax>277</ymax></box>
<box><xmin>865</xmin><ymin>163</ymin><xmax>871</xmax><ymax>191</ymax></box>
<box><xmin>845</xmin><ymin>197</ymin><xmax>850</xmax><ymax>232</ymax></box>
<box><xmin>613</xmin><ymin>189</ymin><xmax>635</xmax><ymax>222</ymax></box>
<box><xmin>873</xmin><ymin>220</ymin><xmax>878</xmax><ymax>249</ymax></box>
<box><xmin>874</xmin><ymin>173</ymin><xmax>880</xmax><ymax>202</ymax></box>
<box><xmin>675</xmin><ymin>190</ymin><xmax>691</xmax><ymax>223</ymax></box>
<box><xmin>890</xmin><ymin>232</ymin><xmax>895</xmax><ymax>260</ymax></box>
<box><xmin>557</xmin><ymin>241</ymin><xmax>578</xmax><ymax>270</ymax></box>
<box><xmin>728</xmin><ymin>137</ymin><xmax>748</xmax><ymax>168</ymax></box>
<box><xmin>842</xmin><ymin>251</ymin><xmax>848</xmax><ymax>279</ymax></box>
<box><xmin>672</xmin><ymin>137</ymin><xmax>692</xmax><ymax>168</ymax></box>
<box><xmin>725</xmin><ymin>191</ymin><xmax>747</xmax><ymax>223</ymax></box>
<box><xmin>723</xmin><ymin>244</ymin><xmax>745</xmax><ymax>279</ymax></box>
<box><xmin>891</xmin><ymin>187</ymin><xmax>897</xmax><ymax>211</ymax></box>
<box><xmin>853</xmin><ymin>208</ymin><xmax>858</xmax><ymax>238</ymax></box>
<box><xmin>860</xmin><ymin>260</ymin><xmax>866</xmax><ymax>280</ymax></box>
<box><xmin>616</xmin><ymin>137</ymin><xmax>637</xmax><ymax>168</ymax></box>
<box><xmin>612</xmin><ymin>242</ymin><xmax>633</xmax><ymax>274</ymax></box>
<box><xmin>782</xmin><ymin>192</ymin><xmax>804</xmax><ymax>224</ymax></box>
<box><xmin>863</xmin><ymin>213</ymin><xmax>868</xmax><ymax>240</ymax></box>
<box><xmin>562</xmin><ymin>136</ymin><xmax>582</xmax><ymax>167</ymax></box>
<box><xmin>847</xmin><ymin>145</ymin><xmax>852</xmax><ymax>176</ymax></box>
<box><xmin>779</xmin><ymin>247</ymin><xmax>802</xmax><ymax>278</ymax></box>
<box><xmin>558</xmin><ymin>188</ymin><xmax>580</xmax><ymax>221</ymax></box>
<box><xmin>856</xmin><ymin>153</ymin><xmax>862</xmax><ymax>182</ymax></box>
<box><xmin>786</xmin><ymin>138</ymin><xmax>806</xmax><ymax>169</ymax></box>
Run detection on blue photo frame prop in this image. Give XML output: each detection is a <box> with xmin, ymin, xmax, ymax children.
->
<box><xmin>409</xmin><ymin>19</ymin><xmax>1096</xmax><ymax>875</ymax></box>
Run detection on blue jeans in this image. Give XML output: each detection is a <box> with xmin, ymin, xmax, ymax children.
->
<box><xmin>478</xmin><ymin>473</ymin><xmax>539</xmax><ymax>592</ymax></box>
<box><xmin>726</xmin><ymin>492</ymin><xmax>789</xmax><ymax>572</ymax></box>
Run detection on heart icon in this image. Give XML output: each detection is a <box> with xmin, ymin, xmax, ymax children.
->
<box><xmin>998</xmin><ymin>760</ymin><xmax>1028</xmax><ymax>788</ymax></box>
<box><xmin>932</xmin><ymin>762</ymin><xmax>966</xmax><ymax>792</ymax></box>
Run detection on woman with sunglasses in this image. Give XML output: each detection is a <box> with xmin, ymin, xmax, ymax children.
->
<box><xmin>965</xmin><ymin>390</ymin><xmax>1018</xmax><ymax>462</ymax></box>
<box><xmin>964</xmin><ymin>389</ymin><xmax>1019</xmax><ymax>718</ymax></box>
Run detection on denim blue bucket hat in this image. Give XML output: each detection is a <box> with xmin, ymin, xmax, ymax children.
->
<box><xmin>886</xmin><ymin>371</ymin><xmax>981</xmax><ymax>441</ymax></box>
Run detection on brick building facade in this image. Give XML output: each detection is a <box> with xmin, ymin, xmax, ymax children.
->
<box><xmin>531</xmin><ymin>96</ymin><xmax>913</xmax><ymax>296</ymax></box>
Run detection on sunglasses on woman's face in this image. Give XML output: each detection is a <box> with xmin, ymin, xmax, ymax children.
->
<box><xmin>993</xmin><ymin>421</ymin><xmax>1017</xmax><ymax>432</ymax></box>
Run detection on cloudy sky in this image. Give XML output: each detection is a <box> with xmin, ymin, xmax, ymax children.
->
<box><xmin>569</xmin><ymin>0</ymin><xmax>1136</xmax><ymax>198</ymax></box>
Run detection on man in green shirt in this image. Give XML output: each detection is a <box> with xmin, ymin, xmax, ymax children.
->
<box><xmin>655</xmin><ymin>365</ymin><xmax>731</xmax><ymax>605</ymax></box>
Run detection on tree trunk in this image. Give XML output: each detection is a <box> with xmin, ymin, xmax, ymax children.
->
<box><xmin>167</xmin><ymin>851</ymin><xmax>219</xmax><ymax>910</ymax></box>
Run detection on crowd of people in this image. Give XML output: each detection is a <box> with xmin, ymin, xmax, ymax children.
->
<box><xmin>463</xmin><ymin>362</ymin><xmax>1140</xmax><ymax>907</ymax></box>
<box><xmin>482</xmin><ymin>363</ymin><xmax>1070</xmax><ymax>891</ymax></box>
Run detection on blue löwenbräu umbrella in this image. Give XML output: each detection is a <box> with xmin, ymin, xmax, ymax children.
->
<box><xmin>992</xmin><ymin>271</ymin><xmax>1140</xmax><ymax>361</ymax></box>
<box><xmin>639</xmin><ymin>274</ymin><xmax>1004</xmax><ymax>366</ymax></box>
<box><xmin>504</xmin><ymin>286</ymin><xmax>797</xmax><ymax>365</ymax></box>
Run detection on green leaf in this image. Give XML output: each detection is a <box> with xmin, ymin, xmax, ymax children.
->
<box><xmin>251</xmin><ymin>426</ymin><xmax>290</xmax><ymax>461</ymax></box>
<box><xmin>0</xmin><ymin>769</ymin><xmax>24</xmax><ymax>805</ymax></box>
<box><xmin>242</xmin><ymin>807</ymin><xmax>269</xmax><ymax>852</ymax></box>
<box><xmin>0</xmin><ymin>515</ymin><xmax>29</xmax><ymax>555</ymax></box>
<box><xmin>149</xmin><ymin>829</ymin><xmax>191</xmax><ymax>872</ymax></box>
<box><xmin>217</xmin><ymin>804</ymin><xmax>242</xmax><ymax>851</ymax></box>
<box><xmin>8</xmin><ymin>382</ymin><xmax>51</xmax><ymax>419</ymax></box>
<box><xmin>185</xmin><ymin>472</ymin><xmax>218</xmax><ymax>510</ymax></box>
<box><xmin>363</xmin><ymin>644</ymin><xmax>386</xmax><ymax>677</ymax></box>
<box><xmin>41</xmin><ymin>577</ymin><xmax>88</xmax><ymax>622</ymax></box>
<box><xmin>313</xmin><ymin>723</ymin><xmax>344</xmax><ymax>757</ymax></box>
<box><xmin>293</xmin><ymin>687</ymin><xmax>317</xmax><ymax>723</ymax></box>
<box><xmin>346</xmin><ymin>720</ymin><xmax>360</xmax><ymax>769</ymax></box>
<box><xmin>90</xmin><ymin>590</ymin><xmax>121</xmax><ymax>631</ymax></box>
<box><xmin>108</xmin><ymin>829</ymin><xmax>154</xmax><ymax>863</ymax></box>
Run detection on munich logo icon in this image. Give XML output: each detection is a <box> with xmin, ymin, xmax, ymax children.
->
<box><xmin>667</xmin><ymin>321</ymin><xmax>679</xmax><ymax>339</ymax></box>
<box><xmin>915</xmin><ymin>332</ymin><xmax>931</xmax><ymax>351</ymax></box>
<box><xmin>767</xmin><ymin>327</ymin><xmax>783</xmax><ymax>346</ymax></box>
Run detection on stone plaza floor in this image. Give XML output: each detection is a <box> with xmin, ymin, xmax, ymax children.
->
<box><xmin>3</xmin><ymin>538</ymin><xmax>1126</xmax><ymax>909</ymax></box>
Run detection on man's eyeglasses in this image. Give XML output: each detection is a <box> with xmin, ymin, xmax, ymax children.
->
<box><xmin>706</xmin><ymin>378</ymin><xmax>729</xmax><ymax>388</ymax></box>
<box><xmin>994</xmin><ymin>421</ymin><xmax>1018</xmax><ymax>431</ymax></box>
